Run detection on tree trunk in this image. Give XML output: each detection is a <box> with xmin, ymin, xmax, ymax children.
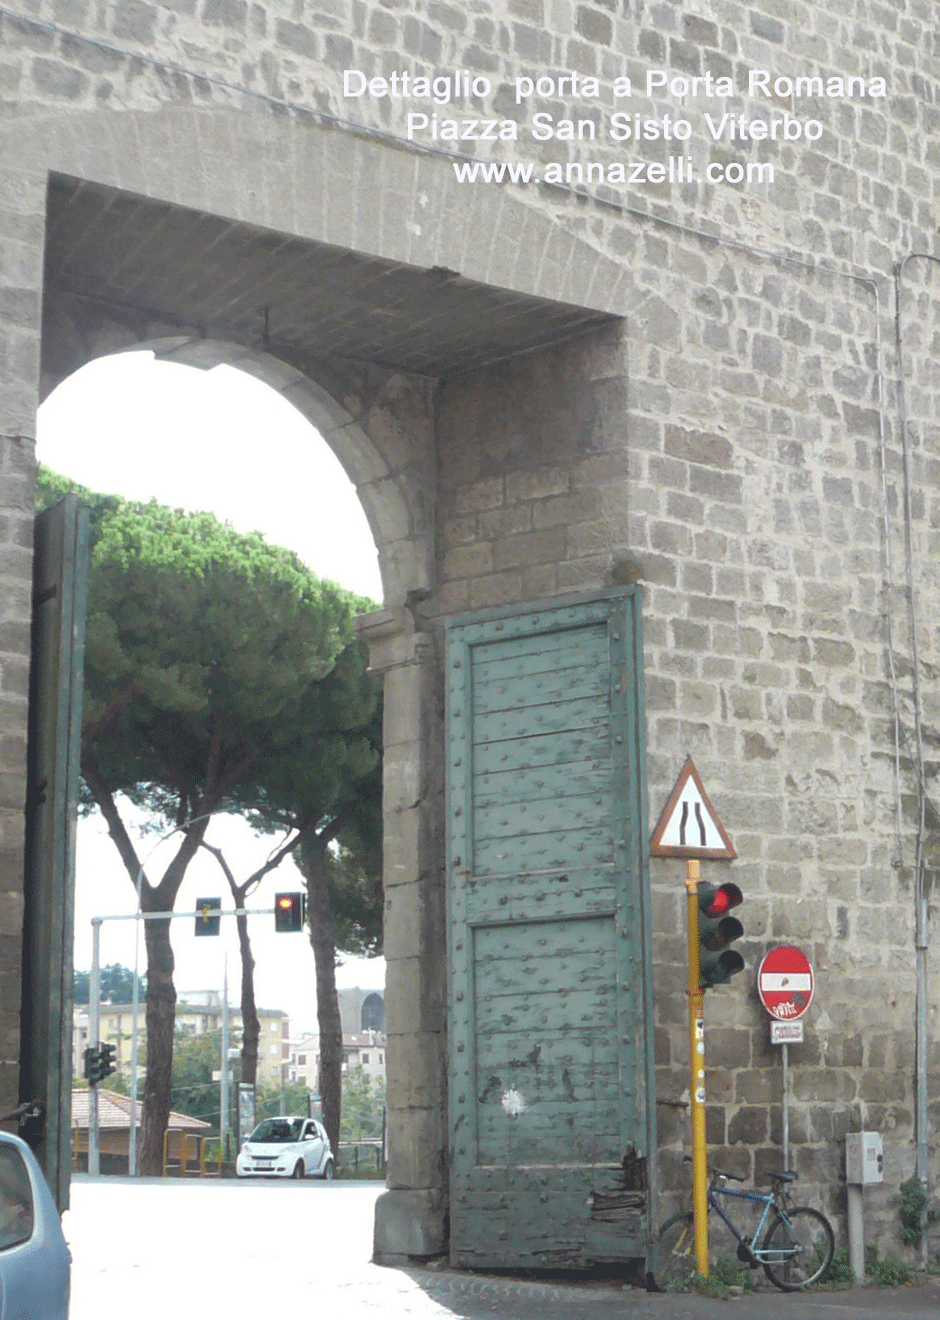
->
<box><xmin>132</xmin><ymin>816</ymin><xmax>211</xmax><ymax>1176</ymax></box>
<box><xmin>301</xmin><ymin>838</ymin><xmax>342</xmax><ymax>1159</ymax></box>
<box><xmin>235</xmin><ymin>907</ymin><xmax>260</xmax><ymax>1086</ymax></box>
<box><xmin>200</xmin><ymin>839</ymin><xmax>305</xmax><ymax>1094</ymax></box>
<box><xmin>138</xmin><ymin>907</ymin><xmax>176</xmax><ymax>1176</ymax></box>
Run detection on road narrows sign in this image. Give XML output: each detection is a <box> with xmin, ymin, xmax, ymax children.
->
<box><xmin>649</xmin><ymin>756</ymin><xmax>737</xmax><ymax>860</ymax></box>
<box><xmin>758</xmin><ymin>945</ymin><xmax>815</xmax><ymax>1021</ymax></box>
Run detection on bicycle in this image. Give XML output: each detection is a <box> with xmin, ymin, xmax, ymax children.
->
<box><xmin>656</xmin><ymin>1160</ymin><xmax>835</xmax><ymax>1292</ymax></box>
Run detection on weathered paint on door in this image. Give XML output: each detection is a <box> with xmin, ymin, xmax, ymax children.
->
<box><xmin>21</xmin><ymin>495</ymin><xmax>89</xmax><ymax>1212</ymax></box>
<box><xmin>446</xmin><ymin>589</ymin><xmax>656</xmax><ymax>1269</ymax></box>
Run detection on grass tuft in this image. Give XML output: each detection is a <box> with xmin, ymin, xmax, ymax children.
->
<box><xmin>866</xmin><ymin>1247</ymin><xmax>913</xmax><ymax>1288</ymax></box>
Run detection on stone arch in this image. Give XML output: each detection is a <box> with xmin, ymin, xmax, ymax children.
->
<box><xmin>40</xmin><ymin>333</ymin><xmax>430</xmax><ymax>611</ymax></box>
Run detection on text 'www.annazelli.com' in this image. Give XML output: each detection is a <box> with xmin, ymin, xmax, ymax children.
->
<box><xmin>453</xmin><ymin>158</ymin><xmax>772</xmax><ymax>185</ymax></box>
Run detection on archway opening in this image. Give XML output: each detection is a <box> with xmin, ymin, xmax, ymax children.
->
<box><xmin>38</xmin><ymin>347</ymin><xmax>387</xmax><ymax>1191</ymax></box>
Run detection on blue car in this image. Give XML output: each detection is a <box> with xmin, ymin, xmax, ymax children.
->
<box><xmin>0</xmin><ymin>1131</ymin><xmax>70</xmax><ymax>1318</ymax></box>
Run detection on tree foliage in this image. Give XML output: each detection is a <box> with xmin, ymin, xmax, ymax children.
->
<box><xmin>340</xmin><ymin>1071</ymin><xmax>386</xmax><ymax>1142</ymax></box>
<box><xmin>169</xmin><ymin>1029</ymin><xmax>231</xmax><ymax>1126</ymax></box>
<box><xmin>255</xmin><ymin>1082</ymin><xmax>310</xmax><ymax>1125</ymax></box>
<box><xmin>73</xmin><ymin>963</ymin><xmax>146</xmax><ymax>1005</ymax></box>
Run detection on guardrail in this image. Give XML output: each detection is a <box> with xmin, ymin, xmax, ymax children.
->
<box><xmin>198</xmin><ymin>1137</ymin><xmax>224</xmax><ymax>1177</ymax></box>
<box><xmin>338</xmin><ymin>1139</ymin><xmax>384</xmax><ymax>1172</ymax></box>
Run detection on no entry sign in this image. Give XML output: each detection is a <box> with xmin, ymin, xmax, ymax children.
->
<box><xmin>758</xmin><ymin>945</ymin><xmax>814</xmax><ymax>1021</ymax></box>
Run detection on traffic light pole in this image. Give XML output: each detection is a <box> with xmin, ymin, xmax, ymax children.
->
<box><xmin>88</xmin><ymin>920</ymin><xmax>101</xmax><ymax>1176</ymax></box>
<box><xmin>220</xmin><ymin>956</ymin><xmax>230</xmax><ymax>1162</ymax></box>
<box><xmin>686</xmin><ymin>858</ymin><xmax>709</xmax><ymax>1277</ymax></box>
<box><xmin>86</xmin><ymin>902</ymin><xmax>279</xmax><ymax>1177</ymax></box>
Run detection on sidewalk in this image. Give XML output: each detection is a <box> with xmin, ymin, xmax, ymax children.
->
<box><xmin>402</xmin><ymin>1266</ymin><xmax>940</xmax><ymax>1320</ymax></box>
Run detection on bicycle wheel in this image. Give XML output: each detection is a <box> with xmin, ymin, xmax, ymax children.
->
<box><xmin>655</xmin><ymin>1213</ymin><xmax>697</xmax><ymax>1290</ymax></box>
<box><xmin>762</xmin><ymin>1206</ymin><xmax>834</xmax><ymax>1291</ymax></box>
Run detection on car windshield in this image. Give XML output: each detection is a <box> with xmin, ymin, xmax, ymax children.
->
<box><xmin>249</xmin><ymin>1119</ymin><xmax>304</xmax><ymax>1144</ymax></box>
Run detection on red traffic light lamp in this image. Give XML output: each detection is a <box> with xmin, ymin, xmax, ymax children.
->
<box><xmin>698</xmin><ymin>881</ymin><xmax>744</xmax><ymax>988</ymax></box>
<box><xmin>274</xmin><ymin>892</ymin><xmax>305</xmax><ymax>933</ymax></box>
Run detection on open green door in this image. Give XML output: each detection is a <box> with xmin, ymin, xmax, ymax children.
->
<box><xmin>21</xmin><ymin>495</ymin><xmax>89</xmax><ymax>1212</ymax></box>
<box><xmin>446</xmin><ymin>589</ymin><xmax>656</xmax><ymax>1269</ymax></box>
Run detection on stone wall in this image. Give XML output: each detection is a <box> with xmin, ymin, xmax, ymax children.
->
<box><xmin>434</xmin><ymin>288</ymin><xmax>940</xmax><ymax>1243</ymax></box>
<box><xmin>0</xmin><ymin>0</ymin><xmax>937</xmax><ymax>1261</ymax></box>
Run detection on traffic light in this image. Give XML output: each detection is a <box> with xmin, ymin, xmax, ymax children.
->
<box><xmin>698</xmin><ymin>881</ymin><xmax>744</xmax><ymax>989</ymax></box>
<box><xmin>84</xmin><ymin>1043</ymin><xmax>117</xmax><ymax>1085</ymax></box>
<box><xmin>274</xmin><ymin>892</ymin><xmax>305</xmax><ymax>933</ymax></box>
<box><xmin>195</xmin><ymin>897</ymin><xmax>221</xmax><ymax>936</ymax></box>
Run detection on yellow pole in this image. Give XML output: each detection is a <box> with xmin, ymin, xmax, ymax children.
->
<box><xmin>686</xmin><ymin>858</ymin><xmax>709</xmax><ymax>1276</ymax></box>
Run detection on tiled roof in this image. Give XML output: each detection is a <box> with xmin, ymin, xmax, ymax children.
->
<box><xmin>71</xmin><ymin>1090</ymin><xmax>211</xmax><ymax>1131</ymax></box>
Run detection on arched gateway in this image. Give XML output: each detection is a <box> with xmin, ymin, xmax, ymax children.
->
<box><xmin>5</xmin><ymin>100</ymin><xmax>657</xmax><ymax>1267</ymax></box>
<box><xmin>9</xmin><ymin>0</ymin><xmax>933</xmax><ymax>1274</ymax></box>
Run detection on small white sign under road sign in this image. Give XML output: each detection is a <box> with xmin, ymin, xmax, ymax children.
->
<box><xmin>771</xmin><ymin>1020</ymin><xmax>804</xmax><ymax>1045</ymax></box>
<box><xmin>649</xmin><ymin>756</ymin><xmax>737</xmax><ymax>859</ymax></box>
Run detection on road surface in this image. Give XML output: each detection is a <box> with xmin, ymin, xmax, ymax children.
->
<box><xmin>63</xmin><ymin>1176</ymin><xmax>939</xmax><ymax>1320</ymax></box>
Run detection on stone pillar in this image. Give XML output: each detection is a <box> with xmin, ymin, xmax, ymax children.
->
<box><xmin>356</xmin><ymin>608</ymin><xmax>447</xmax><ymax>1262</ymax></box>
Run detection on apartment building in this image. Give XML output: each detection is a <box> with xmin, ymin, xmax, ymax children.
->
<box><xmin>73</xmin><ymin>990</ymin><xmax>289</xmax><ymax>1091</ymax></box>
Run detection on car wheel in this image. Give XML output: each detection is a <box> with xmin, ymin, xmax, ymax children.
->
<box><xmin>291</xmin><ymin>1161</ymin><xmax>305</xmax><ymax>1179</ymax></box>
<box><xmin>321</xmin><ymin>1159</ymin><xmax>334</xmax><ymax>1181</ymax></box>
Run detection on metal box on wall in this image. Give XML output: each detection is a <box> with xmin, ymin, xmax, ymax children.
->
<box><xmin>845</xmin><ymin>1131</ymin><xmax>883</xmax><ymax>1185</ymax></box>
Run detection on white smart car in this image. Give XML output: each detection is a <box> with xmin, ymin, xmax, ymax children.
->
<box><xmin>236</xmin><ymin>1116</ymin><xmax>334</xmax><ymax>1180</ymax></box>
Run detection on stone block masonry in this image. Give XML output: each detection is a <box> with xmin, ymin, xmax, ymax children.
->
<box><xmin>0</xmin><ymin>0</ymin><xmax>937</xmax><ymax>1265</ymax></box>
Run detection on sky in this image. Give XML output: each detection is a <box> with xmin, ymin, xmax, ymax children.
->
<box><xmin>37</xmin><ymin>350</ymin><xmax>386</xmax><ymax>1036</ymax></box>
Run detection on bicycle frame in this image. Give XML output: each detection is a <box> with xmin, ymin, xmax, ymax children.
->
<box><xmin>707</xmin><ymin>1182</ymin><xmax>787</xmax><ymax>1261</ymax></box>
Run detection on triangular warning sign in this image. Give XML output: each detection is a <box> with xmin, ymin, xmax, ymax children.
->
<box><xmin>649</xmin><ymin>756</ymin><xmax>736</xmax><ymax>859</ymax></box>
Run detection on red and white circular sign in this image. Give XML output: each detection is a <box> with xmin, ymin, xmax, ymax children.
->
<box><xmin>758</xmin><ymin>945</ymin><xmax>814</xmax><ymax>1021</ymax></box>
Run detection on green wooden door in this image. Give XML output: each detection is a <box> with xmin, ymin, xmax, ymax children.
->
<box><xmin>446</xmin><ymin>590</ymin><xmax>656</xmax><ymax>1269</ymax></box>
<box><xmin>21</xmin><ymin>495</ymin><xmax>89</xmax><ymax>1212</ymax></box>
